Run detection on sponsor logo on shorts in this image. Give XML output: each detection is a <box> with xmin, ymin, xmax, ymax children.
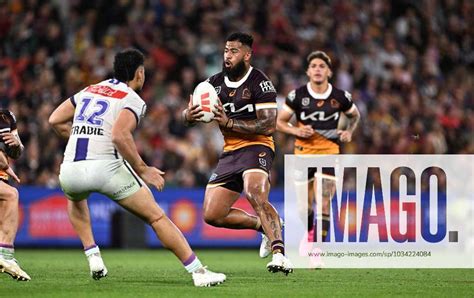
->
<box><xmin>259</xmin><ymin>158</ymin><xmax>267</xmax><ymax>167</ymax></box>
<box><xmin>113</xmin><ymin>181</ymin><xmax>136</xmax><ymax>197</ymax></box>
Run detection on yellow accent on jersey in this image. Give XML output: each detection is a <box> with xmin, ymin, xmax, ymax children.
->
<box><xmin>223</xmin><ymin>132</ymin><xmax>275</xmax><ymax>152</ymax></box>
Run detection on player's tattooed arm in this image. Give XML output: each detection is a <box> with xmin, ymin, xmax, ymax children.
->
<box><xmin>337</xmin><ymin>105</ymin><xmax>360</xmax><ymax>142</ymax></box>
<box><xmin>214</xmin><ymin>102</ymin><xmax>276</xmax><ymax>135</ymax></box>
<box><xmin>231</xmin><ymin>109</ymin><xmax>276</xmax><ymax>135</ymax></box>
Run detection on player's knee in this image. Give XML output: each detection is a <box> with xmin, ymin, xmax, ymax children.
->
<box><xmin>203</xmin><ymin>211</ymin><xmax>224</xmax><ymax>227</ymax></box>
<box><xmin>244</xmin><ymin>183</ymin><xmax>266</xmax><ymax>200</ymax></box>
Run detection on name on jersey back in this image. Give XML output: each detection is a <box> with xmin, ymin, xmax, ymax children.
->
<box><xmin>71</xmin><ymin>125</ymin><xmax>104</xmax><ymax>136</ymax></box>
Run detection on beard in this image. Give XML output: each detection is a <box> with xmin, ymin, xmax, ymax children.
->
<box><xmin>223</xmin><ymin>59</ymin><xmax>247</xmax><ymax>81</ymax></box>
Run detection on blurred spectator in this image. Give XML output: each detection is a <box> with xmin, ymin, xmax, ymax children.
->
<box><xmin>0</xmin><ymin>0</ymin><xmax>471</xmax><ymax>188</ymax></box>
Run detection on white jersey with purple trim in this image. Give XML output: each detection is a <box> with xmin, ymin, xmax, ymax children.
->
<box><xmin>63</xmin><ymin>79</ymin><xmax>146</xmax><ymax>162</ymax></box>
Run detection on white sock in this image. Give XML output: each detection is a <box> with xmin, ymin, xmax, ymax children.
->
<box><xmin>0</xmin><ymin>246</ymin><xmax>14</xmax><ymax>260</ymax></box>
<box><xmin>84</xmin><ymin>245</ymin><xmax>100</xmax><ymax>258</ymax></box>
<box><xmin>183</xmin><ymin>253</ymin><xmax>203</xmax><ymax>273</ymax></box>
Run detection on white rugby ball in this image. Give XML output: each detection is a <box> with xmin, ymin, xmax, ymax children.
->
<box><xmin>192</xmin><ymin>81</ymin><xmax>219</xmax><ymax>123</ymax></box>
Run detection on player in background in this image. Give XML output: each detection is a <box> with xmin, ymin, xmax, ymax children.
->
<box><xmin>183</xmin><ymin>32</ymin><xmax>292</xmax><ymax>274</ymax></box>
<box><xmin>0</xmin><ymin>110</ymin><xmax>30</xmax><ymax>281</ymax></box>
<box><xmin>276</xmin><ymin>51</ymin><xmax>360</xmax><ymax>243</ymax></box>
<box><xmin>49</xmin><ymin>49</ymin><xmax>226</xmax><ymax>287</ymax></box>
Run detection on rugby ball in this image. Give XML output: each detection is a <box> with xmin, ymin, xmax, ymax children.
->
<box><xmin>192</xmin><ymin>81</ymin><xmax>219</xmax><ymax>123</ymax></box>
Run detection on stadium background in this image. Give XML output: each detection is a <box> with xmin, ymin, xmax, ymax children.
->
<box><xmin>0</xmin><ymin>0</ymin><xmax>473</xmax><ymax>252</ymax></box>
<box><xmin>1</xmin><ymin>0</ymin><xmax>473</xmax><ymax>247</ymax></box>
<box><xmin>0</xmin><ymin>0</ymin><xmax>472</xmax><ymax>295</ymax></box>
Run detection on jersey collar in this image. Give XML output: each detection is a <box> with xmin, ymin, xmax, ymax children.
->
<box><xmin>306</xmin><ymin>82</ymin><xmax>332</xmax><ymax>99</ymax></box>
<box><xmin>224</xmin><ymin>66</ymin><xmax>253</xmax><ymax>88</ymax></box>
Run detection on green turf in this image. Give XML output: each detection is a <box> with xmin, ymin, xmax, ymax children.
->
<box><xmin>0</xmin><ymin>250</ymin><xmax>472</xmax><ymax>297</ymax></box>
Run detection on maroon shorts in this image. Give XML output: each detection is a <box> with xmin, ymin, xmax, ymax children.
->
<box><xmin>207</xmin><ymin>145</ymin><xmax>274</xmax><ymax>193</ymax></box>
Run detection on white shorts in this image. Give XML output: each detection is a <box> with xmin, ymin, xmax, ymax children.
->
<box><xmin>59</xmin><ymin>159</ymin><xmax>144</xmax><ymax>201</ymax></box>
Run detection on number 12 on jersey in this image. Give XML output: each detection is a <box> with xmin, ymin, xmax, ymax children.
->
<box><xmin>75</xmin><ymin>98</ymin><xmax>110</xmax><ymax>126</ymax></box>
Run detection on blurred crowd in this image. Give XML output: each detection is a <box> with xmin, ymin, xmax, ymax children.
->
<box><xmin>0</xmin><ymin>0</ymin><xmax>472</xmax><ymax>188</ymax></box>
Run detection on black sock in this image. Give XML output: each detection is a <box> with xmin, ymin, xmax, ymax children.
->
<box><xmin>307</xmin><ymin>210</ymin><xmax>314</xmax><ymax>231</ymax></box>
<box><xmin>322</xmin><ymin>213</ymin><xmax>330</xmax><ymax>242</ymax></box>
<box><xmin>271</xmin><ymin>240</ymin><xmax>285</xmax><ymax>255</ymax></box>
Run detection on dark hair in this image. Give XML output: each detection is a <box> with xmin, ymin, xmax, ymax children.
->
<box><xmin>226</xmin><ymin>32</ymin><xmax>253</xmax><ymax>48</ymax></box>
<box><xmin>113</xmin><ymin>49</ymin><xmax>145</xmax><ymax>82</ymax></box>
<box><xmin>0</xmin><ymin>110</ymin><xmax>11</xmax><ymax>126</ymax></box>
<box><xmin>307</xmin><ymin>51</ymin><xmax>332</xmax><ymax>69</ymax></box>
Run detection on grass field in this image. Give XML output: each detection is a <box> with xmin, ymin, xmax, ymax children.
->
<box><xmin>1</xmin><ymin>249</ymin><xmax>472</xmax><ymax>297</ymax></box>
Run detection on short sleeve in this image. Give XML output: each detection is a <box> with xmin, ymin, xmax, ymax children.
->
<box><xmin>123</xmin><ymin>95</ymin><xmax>147</xmax><ymax>125</ymax></box>
<box><xmin>339</xmin><ymin>90</ymin><xmax>354</xmax><ymax>112</ymax></box>
<box><xmin>283</xmin><ymin>90</ymin><xmax>297</xmax><ymax>114</ymax></box>
<box><xmin>6</xmin><ymin>111</ymin><xmax>17</xmax><ymax>130</ymax></box>
<box><xmin>253</xmin><ymin>73</ymin><xmax>277</xmax><ymax>111</ymax></box>
<box><xmin>69</xmin><ymin>87</ymin><xmax>87</xmax><ymax>107</ymax></box>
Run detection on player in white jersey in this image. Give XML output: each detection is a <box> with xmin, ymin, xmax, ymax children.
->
<box><xmin>49</xmin><ymin>49</ymin><xmax>226</xmax><ymax>287</ymax></box>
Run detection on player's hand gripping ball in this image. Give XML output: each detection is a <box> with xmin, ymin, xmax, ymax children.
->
<box><xmin>192</xmin><ymin>81</ymin><xmax>219</xmax><ymax>123</ymax></box>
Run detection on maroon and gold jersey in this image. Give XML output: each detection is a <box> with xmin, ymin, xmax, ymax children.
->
<box><xmin>283</xmin><ymin>83</ymin><xmax>354</xmax><ymax>154</ymax></box>
<box><xmin>0</xmin><ymin>110</ymin><xmax>17</xmax><ymax>181</ymax></box>
<box><xmin>208</xmin><ymin>67</ymin><xmax>277</xmax><ymax>152</ymax></box>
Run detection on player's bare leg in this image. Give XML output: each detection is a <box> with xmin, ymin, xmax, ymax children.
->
<box><xmin>0</xmin><ymin>181</ymin><xmax>30</xmax><ymax>281</ymax></box>
<box><xmin>118</xmin><ymin>186</ymin><xmax>193</xmax><ymax>260</ymax></box>
<box><xmin>243</xmin><ymin>172</ymin><xmax>293</xmax><ymax>274</ymax></box>
<box><xmin>0</xmin><ymin>183</ymin><xmax>19</xmax><ymax>245</ymax></box>
<box><xmin>68</xmin><ymin>200</ymin><xmax>95</xmax><ymax>247</ymax></box>
<box><xmin>294</xmin><ymin>180</ymin><xmax>317</xmax><ymax>260</ymax></box>
<box><xmin>203</xmin><ymin>186</ymin><xmax>260</xmax><ymax>229</ymax></box>
<box><xmin>313</xmin><ymin>175</ymin><xmax>336</xmax><ymax>242</ymax></box>
<box><xmin>118</xmin><ymin>186</ymin><xmax>226</xmax><ymax>287</ymax></box>
<box><xmin>68</xmin><ymin>199</ymin><xmax>107</xmax><ymax>280</ymax></box>
<box><xmin>243</xmin><ymin>172</ymin><xmax>281</xmax><ymax>241</ymax></box>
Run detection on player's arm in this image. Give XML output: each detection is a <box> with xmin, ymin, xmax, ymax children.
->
<box><xmin>337</xmin><ymin>104</ymin><xmax>360</xmax><ymax>143</ymax></box>
<box><xmin>111</xmin><ymin>109</ymin><xmax>165</xmax><ymax>190</ymax></box>
<box><xmin>213</xmin><ymin>101</ymin><xmax>276</xmax><ymax>136</ymax></box>
<box><xmin>276</xmin><ymin>107</ymin><xmax>314</xmax><ymax>138</ymax></box>
<box><xmin>0</xmin><ymin>150</ymin><xmax>8</xmax><ymax>170</ymax></box>
<box><xmin>0</xmin><ymin>150</ymin><xmax>19</xmax><ymax>183</ymax></box>
<box><xmin>49</xmin><ymin>99</ymin><xmax>75</xmax><ymax>140</ymax></box>
<box><xmin>0</xmin><ymin>128</ymin><xmax>24</xmax><ymax>159</ymax></box>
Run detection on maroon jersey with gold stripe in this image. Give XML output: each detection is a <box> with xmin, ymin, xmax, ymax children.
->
<box><xmin>284</xmin><ymin>83</ymin><xmax>353</xmax><ymax>154</ymax></box>
<box><xmin>208</xmin><ymin>67</ymin><xmax>277</xmax><ymax>152</ymax></box>
<box><xmin>0</xmin><ymin>110</ymin><xmax>17</xmax><ymax>181</ymax></box>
